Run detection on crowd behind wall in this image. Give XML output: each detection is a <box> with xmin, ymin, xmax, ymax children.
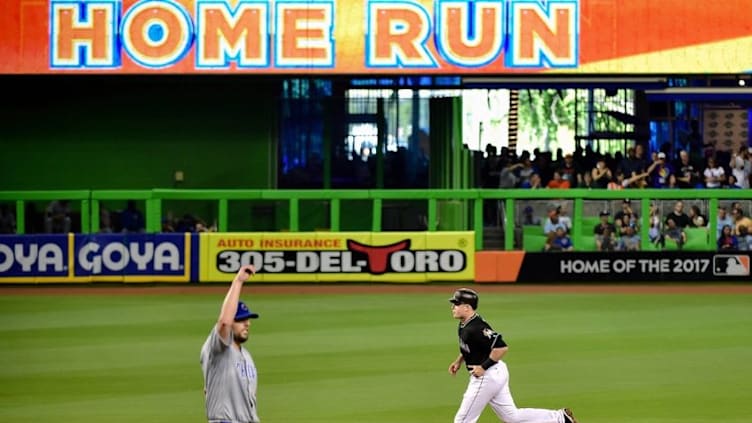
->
<box><xmin>2</xmin><ymin>139</ymin><xmax>751</xmax><ymax>252</ymax></box>
<box><xmin>478</xmin><ymin>142</ymin><xmax>752</xmax><ymax>252</ymax></box>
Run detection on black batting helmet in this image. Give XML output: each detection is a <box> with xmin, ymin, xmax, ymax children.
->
<box><xmin>449</xmin><ymin>288</ymin><xmax>479</xmax><ymax>309</ymax></box>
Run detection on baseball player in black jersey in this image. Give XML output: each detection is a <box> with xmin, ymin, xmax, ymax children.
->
<box><xmin>448</xmin><ymin>288</ymin><xmax>578</xmax><ymax>423</ymax></box>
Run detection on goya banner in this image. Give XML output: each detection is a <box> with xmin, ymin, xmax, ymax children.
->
<box><xmin>199</xmin><ymin>231</ymin><xmax>475</xmax><ymax>282</ymax></box>
<box><xmin>2</xmin><ymin>0</ymin><xmax>752</xmax><ymax>74</ymax></box>
<box><xmin>0</xmin><ymin>233</ymin><xmax>194</xmax><ymax>282</ymax></box>
<box><xmin>475</xmin><ymin>251</ymin><xmax>752</xmax><ymax>283</ymax></box>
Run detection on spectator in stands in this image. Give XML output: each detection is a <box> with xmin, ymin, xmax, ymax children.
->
<box><xmin>44</xmin><ymin>200</ymin><xmax>71</xmax><ymax>233</ymax></box>
<box><xmin>621</xmin><ymin>145</ymin><xmax>649</xmax><ymax>181</ymax></box>
<box><xmin>649</xmin><ymin>152</ymin><xmax>673</xmax><ymax>188</ymax></box>
<box><xmin>522</xmin><ymin>206</ymin><xmax>541</xmax><ymax>226</ymax></box>
<box><xmin>633</xmin><ymin>144</ymin><xmax>649</xmax><ymax>176</ymax></box>
<box><xmin>666</xmin><ymin>174</ymin><xmax>679</xmax><ymax>189</ymax></box>
<box><xmin>482</xmin><ymin>144</ymin><xmax>501</xmax><ymax>189</ymax></box>
<box><xmin>99</xmin><ymin>206</ymin><xmax>113</xmax><ymax>233</ymax></box>
<box><xmin>554</xmin><ymin>148</ymin><xmax>564</xmax><ymax>164</ymax></box>
<box><xmin>161</xmin><ymin>217</ymin><xmax>176</xmax><ymax>233</ymax></box>
<box><xmin>196</xmin><ymin>219</ymin><xmax>218</xmax><ymax>233</ymax></box>
<box><xmin>590</xmin><ymin>159</ymin><xmax>612</xmax><ymax>189</ymax></box>
<box><xmin>517</xmin><ymin>155</ymin><xmax>536</xmax><ymax>187</ymax></box>
<box><xmin>535</xmin><ymin>151</ymin><xmax>554</xmax><ymax>186</ymax></box>
<box><xmin>649</xmin><ymin>202</ymin><xmax>662</xmax><ymax>244</ymax></box>
<box><xmin>0</xmin><ymin>203</ymin><xmax>16</xmax><ymax>234</ymax></box>
<box><xmin>687</xmin><ymin>205</ymin><xmax>707</xmax><ymax>227</ymax></box>
<box><xmin>580</xmin><ymin>171</ymin><xmax>595</xmax><ymax>189</ymax></box>
<box><xmin>729</xmin><ymin>147</ymin><xmax>751</xmax><ymax>189</ymax></box>
<box><xmin>120</xmin><ymin>200</ymin><xmax>145</xmax><ymax>233</ymax></box>
<box><xmin>731</xmin><ymin>207</ymin><xmax>752</xmax><ymax>236</ymax></box>
<box><xmin>726</xmin><ymin>174</ymin><xmax>743</xmax><ymax>189</ymax></box>
<box><xmin>543</xmin><ymin>209</ymin><xmax>568</xmax><ymax>237</ymax></box>
<box><xmin>675</xmin><ymin>150</ymin><xmax>702</xmax><ymax>188</ymax></box>
<box><xmin>598</xmin><ymin>227</ymin><xmax>617</xmax><ymax>251</ymax></box>
<box><xmin>738</xmin><ymin>226</ymin><xmax>750</xmax><ymax>251</ymax></box>
<box><xmin>176</xmin><ymin>214</ymin><xmax>198</xmax><ymax>232</ymax></box>
<box><xmin>621</xmin><ymin>162</ymin><xmax>656</xmax><ymax>189</ymax></box>
<box><xmin>619</xmin><ymin>146</ymin><xmax>637</xmax><ymax>178</ymax></box>
<box><xmin>717</xmin><ymin>206</ymin><xmax>734</xmax><ymax>238</ymax></box>
<box><xmin>556</xmin><ymin>205</ymin><xmax>572</xmax><ymax>233</ymax></box>
<box><xmin>717</xmin><ymin>225</ymin><xmax>738</xmax><ymax>251</ymax></box>
<box><xmin>577</xmin><ymin>145</ymin><xmax>593</xmax><ymax>174</ymax></box>
<box><xmin>607</xmin><ymin>170</ymin><xmax>625</xmax><ymax>190</ymax></box>
<box><xmin>544</xmin><ymin>226</ymin><xmax>573</xmax><ymax>252</ymax></box>
<box><xmin>665</xmin><ymin>200</ymin><xmax>691</xmax><ymax>228</ymax></box>
<box><xmin>498</xmin><ymin>161</ymin><xmax>522</xmax><ymax>188</ymax></box>
<box><xmin>594</xmin><ymin>210</ymin><xmax>616</xmax><ymax>250</ymax></box>
<box><xmin>614</xmin><ymin>199</ymin><xmax>638</xmax><ymax>236</ymax></box>
<box><xmin>618</xmin><ymin>224</ymin><xmax>640</xmax><ymax>251</ymax></box>
<box><xmin>524</xmin><ymin>173</ymin><xmax>543</xmax><ymax>189</ymax></box>
<box><xmin>174</xmin><ymin>213</ymin><xmax>216</xmax><ymax>233</ymax></box>
<box><xmin>557</xmin><ymin>153</ymin><xmax>581</xmax><ymax>188</ymax></box>
<box><xmin>546</xmin><ymin>171</ymin><xmax>570</xmax><ymax>189</ymax></box>
<box><xmin>662</xmin><ymin>217</ymin><xmax>687</xmax><ymax>249</ymax></box>
<box><xmin>703</xmin><ymin>156</ymin><xmax>725</xmax><ymax>188</ymax></box>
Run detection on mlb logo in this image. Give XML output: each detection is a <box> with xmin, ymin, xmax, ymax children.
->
<box><xmin>713</xmin><ymin>255</ymin><xmax>750</xmax><ymax>276</ymax></box>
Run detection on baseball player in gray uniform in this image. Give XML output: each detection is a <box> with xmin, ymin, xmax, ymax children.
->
<box><xmin>200</xmin><ymin>264</ymin><xmax>260</xmax><ymax>423</ymax></box>
<box><xmin>448</xmin><ymin>288</ymin><xmax>578</xmax><ymax>423</ymax></box>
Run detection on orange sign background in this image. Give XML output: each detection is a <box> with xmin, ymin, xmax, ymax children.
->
<box><xmin>1</xmin><ymin>0</ymin><xmax>752</xmax><ymax>74</ymax></box>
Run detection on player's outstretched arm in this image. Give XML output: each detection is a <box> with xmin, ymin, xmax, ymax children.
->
<box><xmin>217</xmin><ymin>265</ymin><xmax>256</xmax><ymax>339</ymax></box>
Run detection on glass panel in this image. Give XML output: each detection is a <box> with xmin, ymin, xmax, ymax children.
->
<box><xmin>334</xmin><ymin>122</ymin><xmax>377</xmax><ymax>189</ymax></box>
<box><xmin>337</xmin><ymin>88</ymin><xmax>434</xmax><ymax>189</ymax></box>
<box><xmin>279</xmin><ymin>79</ymin><xmax>330</xmax><ymax>189</ymax></box>
<box><xmin>519</xmin><ymin>89</ymin><xmax>577</xmax><ymax>156</ymax></box>
<box><xmin>572</xmin><ymin>88</ymin><xmax>637</xmax><ymax>156</ymax></box>
<box><xmin>462</xmin><ymin>89</ymin><xmax>511</xmax><ymax>154</ymax></box>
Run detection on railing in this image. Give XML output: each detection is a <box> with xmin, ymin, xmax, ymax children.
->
<box><xmin>1</xmin><ymin>189</ymin><xmax>750</xmax><ymax>251</ymax></box>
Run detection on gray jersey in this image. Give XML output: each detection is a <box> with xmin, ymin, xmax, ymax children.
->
<box><xmin>200</xmin><ymin>327</ymin><xmax>259</xmax><ymax>423</ymax></box>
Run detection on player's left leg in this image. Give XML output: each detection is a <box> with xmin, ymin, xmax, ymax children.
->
<box><xmin>486</xmin><ymin>361</ymin><xmax>565</xmax><ymax>423</ymax></box>
<box><xmin>453</xmin><ymin>372</ymin><xmax>502</xmax><ymax>423</ymax></box>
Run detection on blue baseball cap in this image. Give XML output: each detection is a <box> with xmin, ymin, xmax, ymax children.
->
<box><xmin>235</xmin><ymin>301</ymin><xmax>259</xmax><ymax>321</ymax></box>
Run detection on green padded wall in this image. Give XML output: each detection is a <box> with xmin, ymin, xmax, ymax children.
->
<box><xmin>0</xmin><ymin>76</ymin><xmax>276</xmax><ymax>191</ymax></box>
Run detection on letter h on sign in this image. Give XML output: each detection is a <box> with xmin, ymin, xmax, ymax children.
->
<box><xmin>50</xmin><ymin>0</ymin><xmax>121</xmax><ymax>68</ymax></box>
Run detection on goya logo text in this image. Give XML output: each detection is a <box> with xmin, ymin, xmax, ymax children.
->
<box><xmin>74</xmin><ymin>235</ymin><xmax>185</xmax><ymax>275</ymax></box>
<box><xmin>0</xmin><ymin>236</ymin><xmax>69</xmax><ymax>276</ymax></box>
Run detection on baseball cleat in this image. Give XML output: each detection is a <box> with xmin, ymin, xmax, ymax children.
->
<box><xmin>563</xmin><ymin>408</ymin><xmax>578</xmax><ymax>423</ymax></box>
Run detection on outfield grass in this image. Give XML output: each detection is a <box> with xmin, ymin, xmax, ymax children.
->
<box><xmin>1</xmin><ymin>288</ymin><xmax>751</xmax><ymax>422</ymax></box>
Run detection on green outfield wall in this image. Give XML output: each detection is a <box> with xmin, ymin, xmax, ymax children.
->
<box><xmin>2</xmin><ymin>189</ymin><xmax>750</xmax><ymax>252</ymax></box>
<box><xmin>0</xmin><ymin>77</ymin><xmax>276</xmax><ymax>192</ymax></box>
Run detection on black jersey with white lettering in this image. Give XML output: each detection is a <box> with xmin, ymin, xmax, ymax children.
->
<box><xmin>458</xmin><ymin>314</ymin><xmax>507</xmax><ymax>366</ymax></box>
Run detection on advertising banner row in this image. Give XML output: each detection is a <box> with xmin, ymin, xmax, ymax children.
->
<box><xmin>0</xmin><ymin>232</ymin><xmax>475</xmax><ymax>283</ymax></box>
<box><xmin>2</xmin><ymin>0</ymin><xmax>752</xmax><ymax>74</ymax></box>
<box><xmin>1</xmin><ymin>233</ymin><xmax>749</xmax><ymax>283</ymax></box>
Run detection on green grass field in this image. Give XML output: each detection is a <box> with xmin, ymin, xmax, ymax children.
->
<box><xmin>1</xmin><ymin>287</ymin><xmax>751</xmax><ymax>423</ymax></box>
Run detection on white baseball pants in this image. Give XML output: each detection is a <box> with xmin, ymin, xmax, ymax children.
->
<box><xmin>454</xmin><ymin>361</ymin><xmax>565</xmax><ymax>423</ymax></box>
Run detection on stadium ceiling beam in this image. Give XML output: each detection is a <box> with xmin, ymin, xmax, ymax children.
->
<box><xmin>461</xmin><ymin>76</ymin><xmax>668</xmax><ymax>90</ymax></box>
<box><xmin>645</xmin><ymin>87</ymin><xmax>752</xmax><ymax>102</ymax></box>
